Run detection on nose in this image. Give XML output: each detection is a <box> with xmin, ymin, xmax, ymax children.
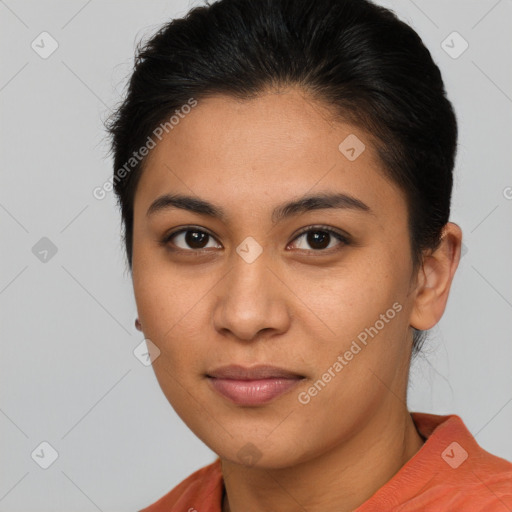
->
<box><xmin>212</xmin><ymin>247</ymin><xmax>291</xmax><ymax>342</ymax></box>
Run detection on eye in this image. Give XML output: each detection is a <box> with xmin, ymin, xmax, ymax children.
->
<box><xmin>289</xmin><ymin>226</ymin><xmax>349</xmax><ymax>252</ymax></box>
<box><xmin>161</xmin><ymin>227</ymin><xmax>221</xmax><ymax>252</ymax></box>
<box><xmin>161</xmin><ymin>225</ymin><xmax>350</xmax><ymax>253</ymax></box>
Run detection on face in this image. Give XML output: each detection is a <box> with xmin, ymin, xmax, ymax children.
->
<box><xmin>131</xmin><ymin>87</ymin><xmax>419</xmax><ymax>468</ymax></box>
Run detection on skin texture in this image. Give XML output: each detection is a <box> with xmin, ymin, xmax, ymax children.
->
<box><xmin>131</xmin><ymin>87</ymin><xmax>462</xmax><ymax>512</ymax></box>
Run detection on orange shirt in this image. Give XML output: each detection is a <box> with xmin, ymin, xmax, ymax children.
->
<box><xmin>139</xmin><ymin>412</ymin><xmax>512</xmax><ymax>511</ymax></box>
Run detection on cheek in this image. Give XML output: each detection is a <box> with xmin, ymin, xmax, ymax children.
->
<box><xmin>134</xmin><ymin>272</ymin><xmax>208</xmax><ymax>413</ymax></box>
<box><xmin>292</xmin><ymin>304</ymin><xmax>408</xmax><ymax>445</ymax></box>
<box><xmin>297</xmin><ymin>262</ymin><xmax>408</xmax><ymax>379</ymax></box>
<box><xmin>133</xmin><ymin>254</ymin><xmax>191</xmax><ymax>331</ymax></box>
<box><xmin>132</xmin><ymin>260</ymin><xmax>213</xmax><ymax>374</ymax></box>
<box><xmin>301</xmin><ymin>261</ymin><xmax>395</xmax><ymax>332</ymax></box>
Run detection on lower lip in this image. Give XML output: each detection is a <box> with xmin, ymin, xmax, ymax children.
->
<box><xmin>207</xmin><ymin>377</ymin><xmax>303</xmax><ymax>405</ymax></box>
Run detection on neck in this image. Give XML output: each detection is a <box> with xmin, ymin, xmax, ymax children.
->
<box><xmin>221</xmin><ymin>406</ymin><xmax>424</xmax><ymax>512</ymax></box>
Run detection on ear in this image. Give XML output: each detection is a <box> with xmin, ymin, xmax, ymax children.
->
<box><xmin>409</xmin><ymin>222</ymin><xmax>463</xmax><ymax>331</ymax></box>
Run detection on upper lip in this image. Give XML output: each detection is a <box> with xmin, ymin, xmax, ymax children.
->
<box><xmin>206</xmin><ymin>364</ymin><xmax>304</xmax><ymax>380</ymax></box>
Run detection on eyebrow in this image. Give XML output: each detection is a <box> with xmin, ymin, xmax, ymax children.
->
<box><xmin>146</xmin><ymin>191</ymin><xmax>374</xmax><ymax>223</ymax></box>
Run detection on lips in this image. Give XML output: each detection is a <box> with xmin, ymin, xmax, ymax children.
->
<box><xmin>206</xmin><ymin>364</ymin><xmax>305</xmax><ymax>406</ymax></box>
<box><xmin>206</xmin><ymin>364</ymin><xmax>303</xmax><ymax>380</ymax></box>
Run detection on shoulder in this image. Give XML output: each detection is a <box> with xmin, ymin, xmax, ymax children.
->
<box><xmin>358</xmin><ymin>413</ymin><xmax>512</xmax><ymax>511</ymax></box>
<box><xmin>396</xmin><ymin>465</ymin><xmax>512</xmax><ymax>512</ymax></box>
<box><xmin>453</xmin><ymin>448</ymin><xmax>512</xmax><ymax>510</ymax></box>
<box><xmin>138</xmin><ymin>458</ymin><xmax>223</xmax><ymax>512</ymax></box>
<box><xmin>402</xmin><ymin>413</ymin><xmax>512</xmax><ymax>511</ymax></box>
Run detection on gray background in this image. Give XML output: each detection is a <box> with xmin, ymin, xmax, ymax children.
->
<box><xmin>1</xmin><ymin>0</ymin><xmax>511</xmax><ymax>510</ymax></box>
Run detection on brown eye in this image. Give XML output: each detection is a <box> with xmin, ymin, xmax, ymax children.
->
<box><xmin>162</xmin><ymin>228</ymin><xmax>221</xmax><ymax>251</ymax></box>
<box><xmin>161</xmin><ymin>225</ymin><xmax>349</xmax><ymax>254</ymax></box>
<box><xmin>290</xmin><ymin>227</ymin><xmax>349</xmax><ymax>252</ymax></box>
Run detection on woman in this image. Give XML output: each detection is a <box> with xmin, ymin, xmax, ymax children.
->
<box><xmin>105</xmin><ymin>0</ymin><xmax>512</xmax><ymax>510</ymax></box>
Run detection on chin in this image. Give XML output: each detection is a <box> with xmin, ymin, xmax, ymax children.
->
<box><xmin>207</xmin><ymin>433</ymin><xmax>316</xmax><ymax>471</ymax></box>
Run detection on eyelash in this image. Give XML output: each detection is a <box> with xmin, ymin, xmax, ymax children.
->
<box><xmin>160</xmin><ymin>225</ymin><xmax>350</xmax><ymax>254</ymax></box>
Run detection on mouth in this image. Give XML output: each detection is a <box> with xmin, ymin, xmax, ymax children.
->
<box><xmin>206</xmin><ymin>364</ymin><xmax>306</xmax><ymax>406</ymax></box>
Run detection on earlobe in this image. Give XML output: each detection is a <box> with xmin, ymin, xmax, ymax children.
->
<box><xmin>409</xmin><ymin>222</ymin><xmax>463</xmax><ymax>331</ymax></box>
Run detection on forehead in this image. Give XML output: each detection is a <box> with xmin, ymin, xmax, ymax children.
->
<box><xmin>134</xmin><ymin>88</ymin><xmax>407</xmax><ymax>225</ymax></box>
